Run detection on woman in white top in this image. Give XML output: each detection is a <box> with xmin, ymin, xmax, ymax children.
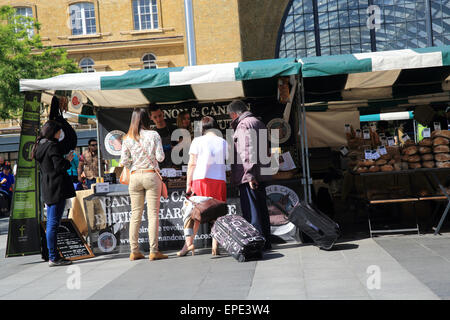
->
<box><xmin>178</xmin><ymin>116</ymin><xmax>228</xmax><ymax>257</ymax></box>
<box><xmin>120</xmin><ymin>107</ymin><xmax>168</xmax><ymax>261</ymax></box>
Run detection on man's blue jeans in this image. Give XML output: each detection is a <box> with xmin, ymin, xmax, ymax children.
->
<box><xmin>239</xmin><ymin>182</ymin><xmax>271</xmax><ymax>248</ymax></box>
<box><xmin>46</xmin><ymin>199</ymin><xmax>66</xmax><ymax>261</ymax></box>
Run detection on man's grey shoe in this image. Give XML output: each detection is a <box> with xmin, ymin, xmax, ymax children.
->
<box><xmin>49</xmin><ymin>258</ymin><xmax>73</xmax><ymax>267</ymax></box>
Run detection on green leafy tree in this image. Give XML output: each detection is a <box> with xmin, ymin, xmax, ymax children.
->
<box><xmin>0</xmin><ymin>5</ymin><xmax>80</xmax><ymax>120</ymax></box>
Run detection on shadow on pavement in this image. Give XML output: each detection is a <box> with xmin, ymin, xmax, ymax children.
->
<box><xmin>327</xmin><ymin>243</ymin><xmax>359</xmax><ymax>251</ymax></box>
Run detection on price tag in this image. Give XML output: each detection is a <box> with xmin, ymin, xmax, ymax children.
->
<box><xmin>434</xmin><ymin>122</ymin><xmax>441</xmax><ymax>131</ymax></box>
<box><xmin>344</xmin><ymin>124</ymin><xmax>351</xmax><ymax>133</ymax></box>
<box><xmin>339</xmin><ymin>146</ymin><xmax>349</xmax><ymax>156</ymax></box>
<box><xmin>370</xmin><ymin>123</ymin><xmax>377</xmax><ymax>132</ymax></box>
<box><xmin>387</xmin><ymin>137</ymin><xmax>395</xmax><ymax>146</ymax></box>
<box><xmin>355</xmin><ymin>129</ymin><xmax>362</xmax><ymax>138</ymax></box>
<box><xmin>363</xmin><ymin>129</ymin><xmax>371</xmax><ymax>140</ymax></box>
<box><xmin>365</xmin><ymin>149</ymin><xmax>372</xmax><ymax>160</ymax></box>
<box><xmin>423</xmin><ymin>128</ymin><xmax>431</xmax><ymax>138</ymax></box>
<box><xmin>378</xmin><ymin>146</ymin><xmax>387</xmax><ymax>155</ymax></box>
<box><xmin>95</xmin><ymin>183</ymin><xmax>110</xmax><ymax>193</ymax></box>
<box><xmin>402</xmin><ymin>134</ymin><xmax>410</xmax><ymax>141</ymax></box>
<box><xmin>380</xmin><ymin>137</ymin><xmax>387</xmax><ymax>146</ymax></box>
<box><xmin>182</xmin><ymin>165</ymin><xmax>188</xmax><ymax>173</ymax></box>
<box><xmin>176</xmin><ymin>170</ymin><xmax>183</xmax><ymax>177</ymax></box>
<box><xmin>371</xmin><ymin>150</ymin><xmax>380</xmax><ymax>160</ymax></box>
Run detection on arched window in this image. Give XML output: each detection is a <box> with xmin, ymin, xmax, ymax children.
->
<box><xmin>70</xmin><ymin>2</ymin><xmax>96</xmax><ymax>36</ymax></box>
<box><xmin>80</xmin><ymin>58</ymin><xmax>95</xmax><ymax>73</ymax></box>
<box><xmin>142</xmin><ymin>53</ymin><xmax>157</xmax><ymax>69</ymax></box>
<box><xmin>277</xmin><ymin>0</ymin><xmax>447</xmax><ymax>58</ymax></box>
<box><xmin>133</xmin><ymin>0</ymin><xmax>159</xmax><ymax>30</ymax></box>
<box><xmin>14</xmin><ymin>7</ymin><xmax>34</xmax><ymax>38</ymax></box>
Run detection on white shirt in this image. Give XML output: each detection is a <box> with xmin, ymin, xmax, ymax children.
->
<box><xmin>189</xmin><ymin>134</ymin><xmax>228</xmax><ymax>182</ymax></box>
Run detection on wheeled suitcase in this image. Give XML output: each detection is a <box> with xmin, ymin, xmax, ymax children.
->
<box><xmin>211</xmin><ymin>215</ymin><xmax>266</xmax><ymax>262</ymax></box>
<box><xmin>282</xmin><ymin>201</ymin><xmax>340</xmax><ymax>250</ymax></box>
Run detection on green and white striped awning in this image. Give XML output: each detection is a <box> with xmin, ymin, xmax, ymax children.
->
<box><xmin>19</xmin><ymin>46</ymin><xmax>450</xmax><ymax>110</ymax></box>
<box><xmin>20</xmin><ymin>58</ymin><xmax>301</xmax><ymax>107</ymax></box>
<box><xmin>300</xmin><ymin>46</ymin><xmax>450</xmax><ymax>108</ymax></box>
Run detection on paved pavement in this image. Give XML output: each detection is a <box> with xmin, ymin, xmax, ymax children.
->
<box><xmin>1</xmin><ymin>216</ymin><xmax>448</xmax><ymax>300</ymax></box>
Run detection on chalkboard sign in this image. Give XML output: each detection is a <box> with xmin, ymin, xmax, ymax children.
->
<box><xmin>41</xmin><ymin>219</ymin><xmax>94</xmax><ymax>261</ymax></box>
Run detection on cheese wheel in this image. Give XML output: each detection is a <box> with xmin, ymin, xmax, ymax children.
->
<box><xmin>431</xmin><ymin>130</ymin><xmax>450</xmax><ymax>139</ymax></box>
<box><xmin>433</xmin><ymin>145</ymin><xmax>450</xmax><ymax>153</ymax></box>
<box><xmin>407</xmin><ymin>155</ymin><xmax>421</xmax><ymax>163</ymax></box>
<box><xmin>435</xmin><ymin>153</ymin><xmax>450</xmax><ymax>162</ymax></box>
<box><xmin>419</xmin><ymin>138</ymin><xmax>432</xmax><ymax>146</ymax></box>
<box><xmin>419</xmin><ymin>147</ymin><xmax>432</xmax><ymax>154</ymax></box>
<box><xmin>433</xmin><ymin>137</ymin><xmax>450</xmax><ymax>146</ymax></box>
<box><xmin>409</xmin><ymin>162</ymin><xmax>422</xmax><ymax>169</ymax></box>
<box><xmin>436</xmin><ymin>161</ymin><xmax>450</xmax><ymax>168</ymax></box>
<box><xmin>421</xmin><ymin>153</ymin><xmax>434</xmax><ymax>161</ymax></box>
<box><xmin>422</xmin><ymin>161</ymin><xmax>435</xmax><ymax>168</ymax></box>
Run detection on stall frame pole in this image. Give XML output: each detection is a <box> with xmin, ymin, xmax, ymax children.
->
<box><xmin>94</xmin><ymin>109</ymin><xmax>102</xmax><ymax>179</ymax></box>
<box><xmin>296</xmin><ymin>73</ymin><xmax>313</xmax><ymax>204</ymax></box>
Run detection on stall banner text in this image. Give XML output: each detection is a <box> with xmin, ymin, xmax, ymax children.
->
<box><xmin>6</xmin><ymin>92</ymin><xmax>42</xmax><ymax>257</ymax></box>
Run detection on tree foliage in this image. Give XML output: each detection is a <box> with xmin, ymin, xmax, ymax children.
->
<box><xmin>0</xmin><ymin>5</ymin><xmax>80</xmax><ymax>120</ymax></box>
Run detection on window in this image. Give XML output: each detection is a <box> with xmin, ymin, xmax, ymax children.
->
<box><xmin>70</xmin><ymin>2</ymin><xmax>97</xmax><ymax>36</ymax></box>
<box><xmin>142</xmin><ymin>53</ymin><xmax>157</xmax><ymax>69</ymax></box>
<box><xmin>80</xmin><ymin>58</ymin><xmax>95</xmax><ymax>73</ymax></box>
<box><xmin>133</xmin><ymin>0</ymin><xmax>159</xmax><ymax>30</ymax></box>
<box><xmin>14</xmin><ymin>7</ymin><xmax>34</xmax><ymax>38</ymax></box>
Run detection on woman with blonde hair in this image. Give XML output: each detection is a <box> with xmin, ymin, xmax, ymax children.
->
<box><xmin>120</xmin><ymin>107</ymin><xmax>168</xmax><ymax>261</ymax></box>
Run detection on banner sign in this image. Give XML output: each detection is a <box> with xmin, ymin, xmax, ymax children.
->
<box><xmin>97</xmin><ymin>98</ymin><xmax>292</xmax><ymax>160</ymax></box>
<box><xmin>6</xmin><ymin>92</ymin><xmax>42</xmax><ymax>257</ymax></box>
<box><xmin>82</xmin><ymin>187</ymin><xmax>242</xmax><ymax>254</ymax></box>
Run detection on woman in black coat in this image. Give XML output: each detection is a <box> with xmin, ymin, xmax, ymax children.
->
<box><xmin>33</xmin><ymin>117</ymin><xmax>76</xmax><ymax>267</ymax></box>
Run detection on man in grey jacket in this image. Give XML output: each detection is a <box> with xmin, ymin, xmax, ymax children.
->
<box><xmin>227</xmin><ymin>100</ymin><xmax>272</xmax><ymax>251</ymax></box>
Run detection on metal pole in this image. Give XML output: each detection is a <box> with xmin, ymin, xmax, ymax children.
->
<box><xmin>184</xmin><ymin>0</ymin><xmax>197</xmax><ymax>66</ymax></box>
<box><xmin>296</xmin><ymin>74</ymin><xmax>308</xmax><ymax>203</ymax></box>
<box><xmin>424</xmin><ymin>0</ymin><xmax>433</xmax><ymax>47</ymax></box>
<box><xmin>300</xmin><ymin>74</ymin><xmax>312</xmax><ymax>204</ymax></box>
<box><xmin>95</xmin><ymin>117</ymin><xmax>102</xmax><ymax>180</ymax></box>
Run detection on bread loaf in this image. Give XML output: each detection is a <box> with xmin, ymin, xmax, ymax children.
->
<box><xmin>407</xmin><ymin>155</ymin><xmax>421</xmax><ymax>163</ymax></box>
<box><xmin>356</xmin><ymin>166</ymin><xmax>369</xmax><ymax>173</ymax></box>
<box><xmin>436</xmin><ymin>161</ymin><xmax>450</xmax><ymax>168</ymax></box>
<box><xmin>369</xmin><ymin>165</ymin><xmax>380</xmax><ymax>172</ymax></box>
<box><xmin>388</xmin><ymin>159</ymin><xmax>396</xmax><ymax>165</ymax></box>
<box><xmin>433</xmin><ymin>145</ymin><xmax>450</xmax><ymax>153</ymax></box>
<box><xmin>393</xmin><ymin>163</ymin><xmax>402</xmax><ymax>171</ymax></box>
<box><xmin>381</xmin><ymin>165</ymin><xmax>394</xmax><ymax>172</ymax></box>
<box><xmin>419</xmin><ymin>138</ymin><xmax>432</xmax><ymax>146</ymax></box>
<box><xmin>400</xmin><ymin>162</ymin><xmax>409</xmax><ymax>170</ymax></box>
<box><xmin>380</xmin><ymin>154</ymin><xmax>392</xmax><ymax>160</ymax></box>
<box><xmin>401</xmin><ymin>154</ymin><xmax>410</xmax><ymax>162</ymax></box>
<box><xmin>404</xmin><ymin>140</ymin><xmax>415</xmax><ymax>147</ymax></box>
<box><xmin>421</xmin><ymin>153</ymin><xmax>434</xmax><ymax>161</ymax></box>
<box><xmin>435</xmin><ymin>153</ymin><xmax>450</xmax><ymax>162</ymax></box>
<box><xmin>375</xmin><ymin>159</ymin><xmax>387</xmax><ymax>166</ymax></box>
<box><xmin>403</xmin><ymin>146</ymin><xmax>418</xmax><ymax>155</ymax></box>
<box><xmin>433</xmin><ymin>137</ymin><xmax>450</xmax><ymax>146</ymax></box>
<box><xmin>422</xmin><ymin>161</ymin><xmax>435</xmax><ymax>168</ymax></box>
<box><xmin>431</xmin><ymin>130</ymin><xmax>450</xmax><ymax>139</ymax></box>
<box><xmin>409</xmin><ymin>162</ymin><xmax>422</xmax><ymax>169</ymax></box>
<box><xmin>419</xmin><ymin>147</ymin><xmax>432</xmax><ymax>154</ymax></box>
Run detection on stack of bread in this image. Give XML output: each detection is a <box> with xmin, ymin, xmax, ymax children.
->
<box><xmin>432</xmin><ymin>130</ymin><xmax>450</xmax><ymax>168</ymax></box>
<box><xmin>418</xmin><ymin>138</ymin><xmax>434</xmax><ymax>168</ymax></box>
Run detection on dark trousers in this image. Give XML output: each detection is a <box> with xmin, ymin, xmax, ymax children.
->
<box><xmin>239</xmin><ymin>182</ymin><xmax>271</xmax><ymax>247</ymax></box>
<box><xmin>46</xmin><ymin>199</ymin><xmax>66</xmax><ymax>261</ymax></box>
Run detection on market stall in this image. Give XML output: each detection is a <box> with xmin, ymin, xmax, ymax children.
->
<box><xmin>20</xmin><ymin>59</ymin><xmax>309</xmax><ymax>253</ymax></box>
<box><xmin>297</xmin><ymin>46</ymin><xmax>450</xmax><ymax>235</ymax></box>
